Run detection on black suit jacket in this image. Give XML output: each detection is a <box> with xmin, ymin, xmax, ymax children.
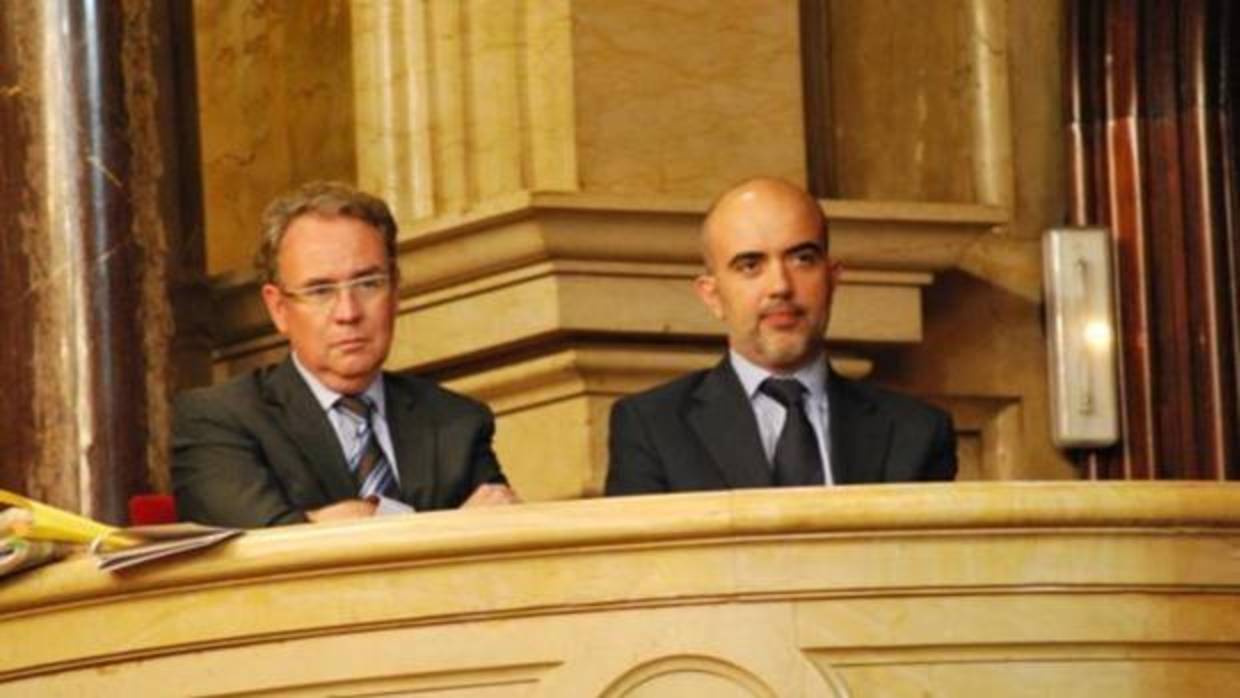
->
<box><xmin>172</xmin><ymin>357</ymin><xmax>507</xmax><ymax>527</ymax></box>
<box><xmin>605</xmin><ymin>358</ymin><xmax>956</xmax><ymax>495</ymax></box>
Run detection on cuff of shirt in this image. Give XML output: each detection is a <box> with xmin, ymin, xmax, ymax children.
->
<box><xmin>371</xmin><ymin>494</ymin><xmax>414</xmax><ymax>516</ymax></box>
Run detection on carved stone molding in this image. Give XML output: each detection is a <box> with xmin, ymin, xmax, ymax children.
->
<box><xmin>208</xmin><ymin>193</ymin><xmax>1000</xmax><ymax>378</ymax></box>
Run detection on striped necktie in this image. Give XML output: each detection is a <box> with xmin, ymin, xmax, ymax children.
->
<box><xmin>336</xmin><ymin>395</ymin><xmax>397</xmax><ymax>499</ymax></box>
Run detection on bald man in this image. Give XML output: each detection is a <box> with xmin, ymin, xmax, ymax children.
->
<box><xmin>605</xmin><ymin>178</ymin><xmax>956</xmax><ymax>495</ymax></box>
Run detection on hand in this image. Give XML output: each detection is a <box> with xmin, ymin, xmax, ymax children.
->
<box><xmin>306</xmin><ymin>498</ymin><xmax>378</xmax><ymax>522</ymax></box>
<box><xmin>461</xmin><ymin>483</ymin><xmax>521</xmax><ymax>508</ymax></box>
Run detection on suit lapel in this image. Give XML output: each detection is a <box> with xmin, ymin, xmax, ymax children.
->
<box><xmin>827</xmin><ymin>370</ymin><xmax>892</xmax><ymax>484</ymax></box>
<box><xmin>686</xmin><ymin>359</ymin><xmax>773</xmax><ymax>489</ymax></box>
<box><xmin>385</xmin><ymin>376</ymin><xmax>438</xmax><ymax>510</ymax></box>
<box><xmin>262</xmin><ymin>358</ymin><xmax>357</xmax><ymax>500</ymax></box>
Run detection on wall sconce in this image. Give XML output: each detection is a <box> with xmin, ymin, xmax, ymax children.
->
<box><xmin>1043</xmin><ymin>227</ymin><xmax>1120</xmax><ymax>448</ymax></box>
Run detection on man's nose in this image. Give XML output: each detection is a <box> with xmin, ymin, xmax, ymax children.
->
<box><xmin>330</xmin><ymin>286</ymin><xmax>363</xmax><ymax>320</ymax></box>
<box><xmin>767</xmin><ymin>262</ymin><xmax>792</xmax><ymax>296</ymax></box>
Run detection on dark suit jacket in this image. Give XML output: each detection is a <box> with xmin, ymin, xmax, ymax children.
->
<box><xmin>605</xmin><ymin>358</ymin><xmax>956</xmax><ymax>495</ymax></box>
<box><xmin>172</xmin><ymin>357</ymin><xmax>507</xmax><ymax>527</ymax></box>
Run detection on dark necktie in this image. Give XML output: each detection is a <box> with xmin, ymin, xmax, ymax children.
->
<box><xmin>336</xmin><ymin>395</ymin><xmax>396</xmax><ymax>498</ymax></box>
<box><xmin>759</xmin><ymin>378</ymin><xmax>826</xmax><ymax>487</ymax></box>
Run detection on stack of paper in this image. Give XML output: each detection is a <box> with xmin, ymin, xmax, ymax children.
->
<box><xmin>90</xmin><ymin>523</ymin><xmax>243</xmax><ymax>572</ymax></box>
<box><xmin>1</xmin><ymin>508</ymin><xmax>72</xmax><ymax>577</ymax></box>
<box><xmin>0</xmin><ymin>490</ymin><xmax>242</xmax><ymax>578</ymax></box>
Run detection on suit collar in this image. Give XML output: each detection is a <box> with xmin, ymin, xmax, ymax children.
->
<box><xmin>728</xmin><ymin>349</ymin><xmax>829</xmax><ymax>404</ymax></box>
<box><xmin>289</xmin><ymin>352</ymin><xmax>388</xmax><ymax>417</ymax></box>
<box><xmin>261</xmin><ymin>357</ymin><xmax>358</xmax><ymax>500</ymax></box>
<box><xmin>689</xmin><ymin>356</ymin><xmax>895</xmax><ymax>487</ymax></box>
<box><xmin>826</xmin><ymin>369</ymin><xmax>892</xmax><ymax>483</ymax></box>
<box><xmin>687</xmin><ymin>359</ymin><xmax>773</xmax><ymax>488</ymax></box>
<box><xmin>383</xmin><ymin>376</ymin><xmax>438</xmax><ymax>510</ymax></box>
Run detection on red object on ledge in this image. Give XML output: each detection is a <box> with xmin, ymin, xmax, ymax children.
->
<box><xmin>128</xmin><ymin>494</ymin><xmax>178</xmax><ymax>525</ymax></box>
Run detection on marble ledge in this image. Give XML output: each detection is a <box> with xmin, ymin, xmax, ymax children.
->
<box><xmin>398</xmin><ymin>191</ymin><xmax>1006</xmax><ymax>245</ymax></box>
<box><xmin>440</xmin><ymin>343</ymin><xmax>877</xmax><ymax>415</ymax></box>
<box><xmin>209</xmin><ymin>191</ymin><xmax>1006</xmax><ymax>284</ymax></box>
<box><xmin>211</xmin><ymin>261</ymin><xmax>928</xmax><ymax>375</ymax></box>
<box><xmin>3</xmin><ymin>481</ymin><xmax>1239</xmax><ymax>614</ymax></box>
<box><xmin>206</xmin><ymin>192</ymin><xmax>1004</xmax><ymax>350</ymax></box>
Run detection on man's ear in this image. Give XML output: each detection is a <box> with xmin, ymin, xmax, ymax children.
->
<box><xmin>825</xmin><ymin>258</ymin><xmax>843</xmax><ymax>294</ymax></box>
<box><xmin>260</xmin><ymin>283</ymin><xmax>290</xmax><ymax>335</ymax></box>
<box><xmin>694</xmin><ymin>274</ymin><xmax>724</xmax><ymax>320</ymax></box>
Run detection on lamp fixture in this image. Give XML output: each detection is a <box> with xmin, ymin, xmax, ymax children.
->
<box><xmin>1042</xmin><ymin>227</ymin><xmax>1120</xmax><ymax>448</ymax></box>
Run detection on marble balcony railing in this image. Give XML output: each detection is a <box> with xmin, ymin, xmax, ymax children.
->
<box><xmin>1</xmin><ymin>481</ymin><xmax>1238</xmax><ymax>697</ymax></box>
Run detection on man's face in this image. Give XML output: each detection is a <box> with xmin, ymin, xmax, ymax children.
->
<box><xmin>260</xmin><ymin>213</ymin><xmax>397</xmax><ymax>394</ymax></box>
<box><xmin>695</xmin><ymin>181</ymin><xmax>840</xmax><ymax>373</ymax></box>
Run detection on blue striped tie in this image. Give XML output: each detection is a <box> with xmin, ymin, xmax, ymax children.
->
<box><xmin>336</xmin><ymin>395</ymin><xmax>397</xmax><ymax>499</ymax></box>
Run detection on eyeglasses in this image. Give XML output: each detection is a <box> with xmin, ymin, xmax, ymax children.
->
<box><xmin>279</xmin><ymin>273</ymin><xmax>393</xmax><ymax>308</ymax></box>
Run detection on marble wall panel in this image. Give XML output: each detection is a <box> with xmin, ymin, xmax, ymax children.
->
<box><xmin>352</xmin><ymin>0</ymin><xmax>579</xmax><ymax>226</ymax></box>
<box><xmin>351</xmin><ymin>0</ymin><xmax>436</xmax><ymax>226</ymax></box>
<box><xmin>194</xmin><ymin>0</ymin><xmax>356</xmax><ymax>275</ymax></box>
<box><xmin>861</xmin><ymin>0</ymin><xmax>1072</xmax><ymax>479</ymax></box>
<box><xmin>571</xmin><ymin>0</ymin><xmax>807</xmax><ymax>196</ymax></box>
<box><xmin>824</xmin><ymin>0</ymin><xmax>986</xmax><ymax>203</ymax></box>
<box><xmin>1006</xmin><ymin>0</ymin><xmax>1066</xmax><ymax>240</ymax></box>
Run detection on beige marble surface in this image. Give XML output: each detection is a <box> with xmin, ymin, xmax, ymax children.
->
<box><xmin>208</xmin><ymin>193</ymin><xmax>997</xmax><ymax>369</ymax></box>
<box><xmin>2</xmin><ymin>482</ymin><xmax>1238</xmax><ymax>696</ymax></box>
<box><xmin>572</xmin><ymin>0</ymin><xmax>805</xmax><ymax>197</ymax></box>
<box><xmin>194</xmin><ymin>0</ymin><xmax>357</xmax><ymax>273</ymax></box>
<box><xmin>825</xmin><ymin>0</ymin><xmax>1003</xmax><ymax>204</ymax></box>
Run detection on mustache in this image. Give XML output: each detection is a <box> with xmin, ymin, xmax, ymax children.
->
<box><xmin>758</xmin><ymin>302</ymin><xmax>805</xmax><ymax>318</ymax></box>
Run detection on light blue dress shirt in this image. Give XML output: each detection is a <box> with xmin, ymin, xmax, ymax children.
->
<box><xmin>728</xmin><ymin>350</ymin><xmax>834</xmax><ymax>486</ymax></box>
<box><xmin>291</xmin><ymin>353</ymin><xmax>412</xmax><ymax>514</ymax></box>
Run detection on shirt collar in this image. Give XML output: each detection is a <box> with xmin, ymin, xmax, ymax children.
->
<box><xmin>729</xmin><ymin>349</ymin><xmax>829</xmax><ymax>402</ymax></box>
<box><xmin>290</xmin><ymin>352</ymin><xmax>387</xmax><ymax>417</ymax></box>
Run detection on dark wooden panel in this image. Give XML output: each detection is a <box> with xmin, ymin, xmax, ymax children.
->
<box><xmin>1067</xmin><ymin>0</ymin><xmax>1240</xmax><ymax>479</ymax></box>
<box><xmin>0</xmin><ymin>2</ymin><xmax>36</xmax><ymax>495</ymax></box>
<box><xmin>1177</xmin><ymin>0</ymin><xmax>1237</xmax><ymax>478</ymax></box>
<box><xmin>1140</xmin><ymin>0</ymin><xmax>1197</xmax><ymax>476</ymax></box>
<box><xmin>62</xmin><ymin>1</ymin><xmax>149</xmax><ymax>521</ymax></box>
<box><xmin>1222</xmin><ymin>0</ymin><xmax>1240</xmax><ymax>479</ymax></box>
<box><xmin>0</xmin><ymin>1</ymin><xmax>206</xmax><ymax>519</ymax></box>
<box><xmin>800</xmin><ymin>0</ymin><xmax>835</xmax><ymax>198</ymax></box>
<box><xmin>1105</xmin><ymin>0</ymin><xmax>1159</xmax><ymax>478</ymax></box>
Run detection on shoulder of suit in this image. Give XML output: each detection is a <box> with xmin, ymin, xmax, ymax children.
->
<box><xmin>834</xmin><ymin>374</ymin><xmax>950</xmax><ymax>424</ymax></box>
<box><xmin>384</xmin><ymin>371</ymin><xmax>492</xmax><ymax>417</ymax></box>
<box><xmin>175</xmin><ymin>365</ymin><xmax>269</xmax><ymax>407</ymax></box>
<box><xmin>613</xmin><ymin>367</ymin><xmax>713</xmax><ymax>411</ymax></box>
<box><xmin>170</xmin><ymin>365</ymin><xmax>278</xmax><ymax>429</ymax></box>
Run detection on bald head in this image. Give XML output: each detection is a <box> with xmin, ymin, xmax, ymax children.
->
<box><xmin>700</xmin><ymin>177</ymin><xmax>828</xmax><ymax>271</ymax></box>
<box><xmin>693</xmin><ymin>177</ymin><xmax>840</xmax><ymax>372</ymax></box>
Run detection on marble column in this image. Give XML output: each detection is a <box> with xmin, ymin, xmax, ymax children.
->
<box><xmin>0</xmin><ymin>1</ymin><xmax>207</xmax><ymax>523</ymax></box>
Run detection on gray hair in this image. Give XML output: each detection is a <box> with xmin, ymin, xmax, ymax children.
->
<box><xmin>256</xmin><ymin>181</ymin><xmax>398</xmax><ymax>285</ymax></box>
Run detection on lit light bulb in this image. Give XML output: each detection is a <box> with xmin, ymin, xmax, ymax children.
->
<box><xmin>1083</xmin><ymin>320</ymin><xmax>1112</xmax><ymax>350</ymax></box>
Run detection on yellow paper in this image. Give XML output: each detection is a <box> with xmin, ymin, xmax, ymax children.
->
<box><xmin>0</xmin><ymin>490</ymin><xmax>138</xmax><ymax>550</ymax></box>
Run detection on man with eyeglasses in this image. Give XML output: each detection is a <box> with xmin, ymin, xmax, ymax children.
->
<box><xmin>172</xmin><ymin>181</ymin><xmax>518</xmax><ymax>527</ymax></box>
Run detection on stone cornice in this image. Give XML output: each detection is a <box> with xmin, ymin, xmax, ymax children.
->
<box><xmin>208</xmin><ymin>194</ymin><xmax>1002</xmax><ymax>374</ymax></box>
